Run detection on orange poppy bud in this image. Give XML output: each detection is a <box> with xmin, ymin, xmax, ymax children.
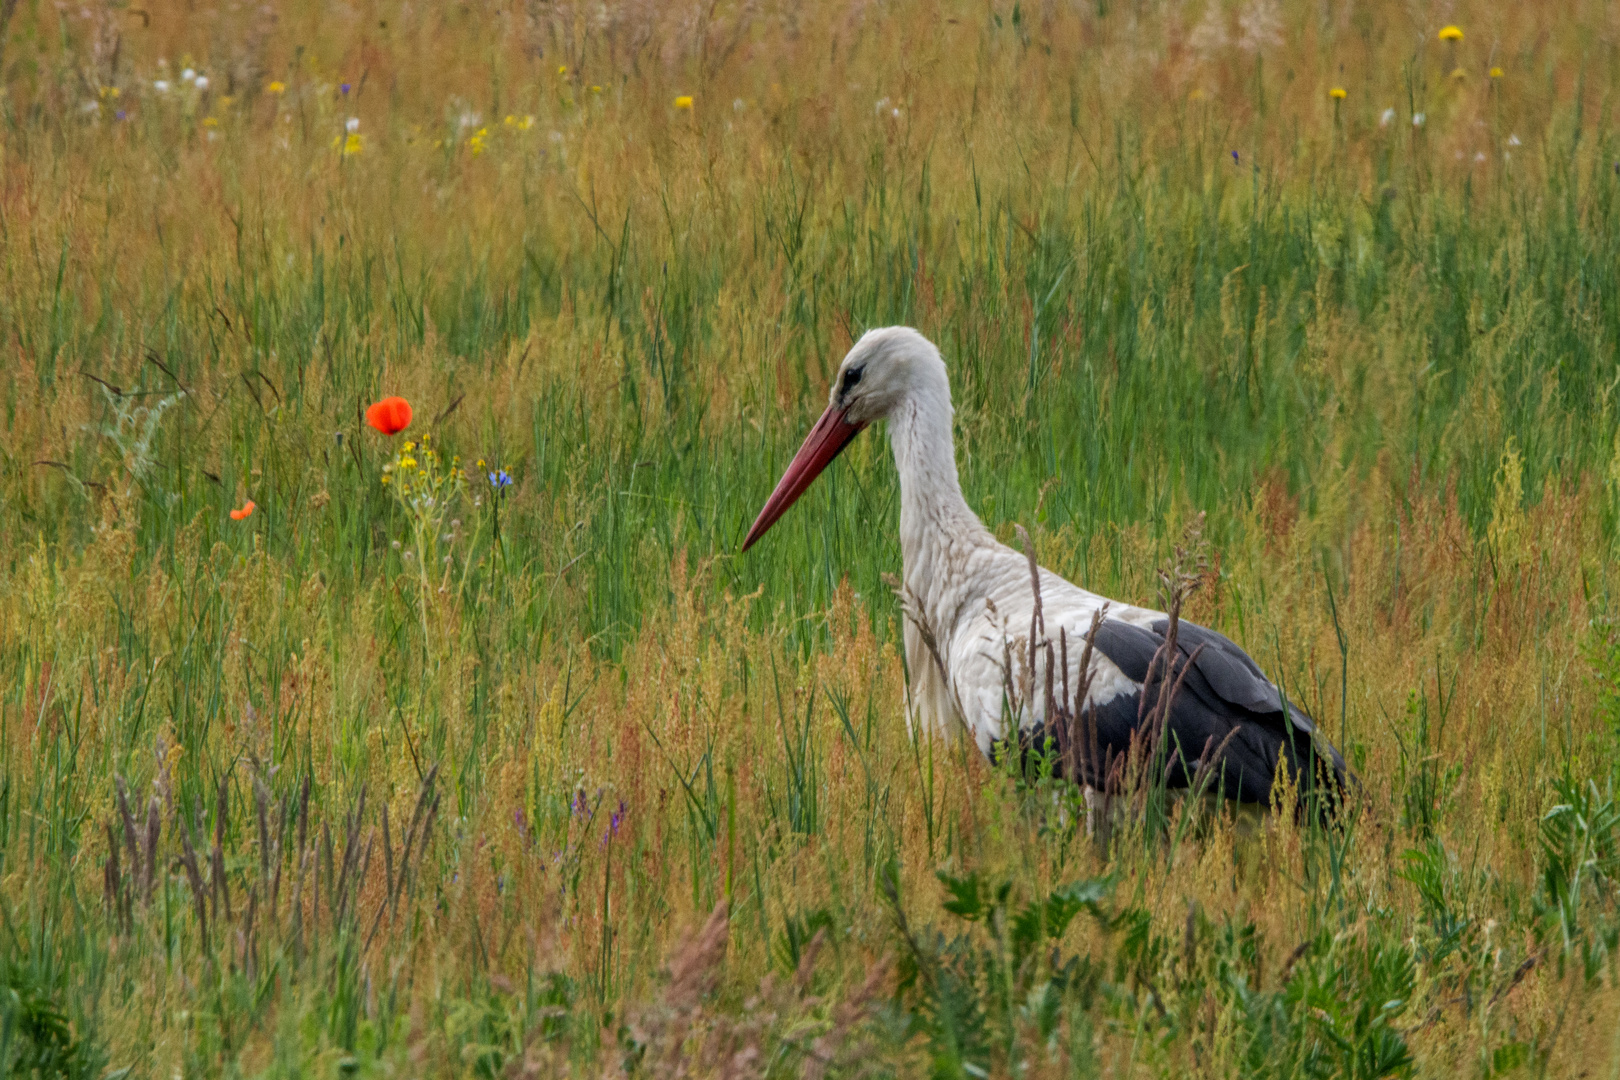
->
<box><xmin>366</xmin><ymin>396</ymin><xmax>413</xmax><ymax>435</ymax></box>
<box><xmin>230</xmin><ymin>500</ymin><xmax>257</xmax><ymax>520</ymax></box>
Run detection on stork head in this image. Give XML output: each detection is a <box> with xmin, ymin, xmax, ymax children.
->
<box><xmin>743</xmin><ymin>326</ymin><xmax>943</xmax><ymax>551</ymax></box>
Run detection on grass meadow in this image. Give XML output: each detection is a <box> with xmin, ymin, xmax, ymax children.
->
<box><xmin>4</xmin><ymin>0</ymin><xmax>1620</xmax><ymax>1075</ymax></box>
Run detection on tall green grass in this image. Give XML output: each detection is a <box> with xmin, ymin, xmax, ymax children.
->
<box><xmin>2</xmin><ymin>0</ymin><xmax>1620</xmax><ymax>1075</ymax></box>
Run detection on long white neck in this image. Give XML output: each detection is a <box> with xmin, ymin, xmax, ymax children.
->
<box><xmin>888</xmin><ymin>377</ymin><xmax>993</xmax><ymax>615</ymax></box>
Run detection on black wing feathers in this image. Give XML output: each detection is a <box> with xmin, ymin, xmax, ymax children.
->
<box><xmin>1163</xmin><ymin>621</ymin><xmax>1286</xmax><ymax>715</ymax></box>
<box><xmin>1088</xmin><ymin>621</ymin><xmax>1160</xmax><ymax>682</ymax></box>
<box><xmin>1050</xmin><ymin>616</ymin><xmax>1349</xmax><ymax>806</ymax></box>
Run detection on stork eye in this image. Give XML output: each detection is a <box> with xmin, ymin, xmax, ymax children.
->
<box><xmin>841</xmin><ymin>366</ymin><xmax>864</xmax><ymax>394</ymax></box>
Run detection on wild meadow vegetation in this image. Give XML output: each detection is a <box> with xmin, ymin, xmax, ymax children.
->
<box><xmin>3</xmin><ymin>0</ymin><xmax>1620</xmax><ymax>1075</ymax></box>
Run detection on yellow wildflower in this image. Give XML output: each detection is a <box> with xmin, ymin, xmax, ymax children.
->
<box><xmin>1329</xmin><ymin>87</ymin><xmax>1346</xmax><ymax>100</ymax></box>
<box><xmin>202</xmin><ymin>116</ymin><xmax>220</xmax><ymax>128</ymax></box>
<box><xmin>1450</xmin><ymin>67</ymin><xmax>1467</xmax><ymax>80</ymax></box>
<box><xmin>342</xmin><ymin>132</ymin><xmax>363</xmax><ymax>155</ymax></box>
<box><xmin>1490</xmin><ymin>66</ymin><xmax>1504</xmax><ymax>79</ymax></box>
<box><xmin>674</xmin><ymin>95</ymin><xmax>693</xmax><ymax>110</ymax></box>
<box><xmin>591</xmin><ymin>85</ymin><xmax>602</xmax><ymax>93</ymax></box>
<box><xmin>400</xmin><ymin>456</ymin><xmax>418</xmax><ymax>469</ymax></box>
<box><xmin>1438</xmin><ymin>25</ymin><xmax>1462</xmax><ymax>41</ymax></box>
<box><xmin>268</xmin><ymin>81</ymin><xmax>287</xmax><ymax>94</ymax></box>
<box><xmin>558</xmin><ymin>65</ymin><xmax>568</xmax><ymax>75</ymax></box>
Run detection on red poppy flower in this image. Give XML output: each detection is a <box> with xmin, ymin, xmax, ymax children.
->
<box><xmin>366</xmin><ymin>396</ymin><xmax>412</xmax><ymax>435</ymax></box>
<box><xmin>229</xmin><ymin>500</ymin><xmax>257</xmax><ymax>521</ymax></box>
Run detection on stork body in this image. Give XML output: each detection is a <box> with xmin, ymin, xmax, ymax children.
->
<box><xmin>745</xmin><ymin>327</ymin><xmax>1347</xmax><ymax>804</ymax></box>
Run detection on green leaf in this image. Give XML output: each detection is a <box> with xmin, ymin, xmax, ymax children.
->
<box><xmin>937</xmin><ymin>870</ymin><xmax>988</xmax><ymax>921</ymax></box>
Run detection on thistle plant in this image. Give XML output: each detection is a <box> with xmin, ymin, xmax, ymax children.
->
<box><xmin>90</xmin><ymin>384</ymin><xmax>184</xmax><ymax>495</ymax></box>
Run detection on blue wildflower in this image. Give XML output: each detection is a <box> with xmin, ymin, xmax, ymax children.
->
<box><xmin>489</xmin><ymin>469</ymin><xmax>513</xmax><ymax>489</ymax></box>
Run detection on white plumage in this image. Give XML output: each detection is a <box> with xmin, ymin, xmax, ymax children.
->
<box><xmin>745</xmin><ymin>327</ymin><xmax>1347</xmax><ymax>804</ymax></box>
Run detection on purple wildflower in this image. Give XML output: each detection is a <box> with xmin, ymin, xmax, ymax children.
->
<box><xmin>601</xmin><ymin>799</ymin><xmax>627</xmax><ymax>847</ymax></box>
<box><xmin>341</xmin><ymin>82</ymin><xmax>351</xmax><ymax>95</ymax></box>
<box><xmin>1231</xmin><ymin>150</ymin><xmax>1240</xmax><ymax>164</ymax></box>
<box><xmin>116</xmin><ymin>109</ymin><xmax>127</xmax><ymax>121</ymax></box>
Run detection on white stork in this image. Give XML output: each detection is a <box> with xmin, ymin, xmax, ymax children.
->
<box><xmin>743</xmin><ymin>327</ymin><xmax>1348</xmax><ymax>807</ymax></box>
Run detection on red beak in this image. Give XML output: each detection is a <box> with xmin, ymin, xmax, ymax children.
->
<box><xmin>742</xmin><ymin>404</ymin><xmax>867</xmax><ymax>551</ymax></box>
